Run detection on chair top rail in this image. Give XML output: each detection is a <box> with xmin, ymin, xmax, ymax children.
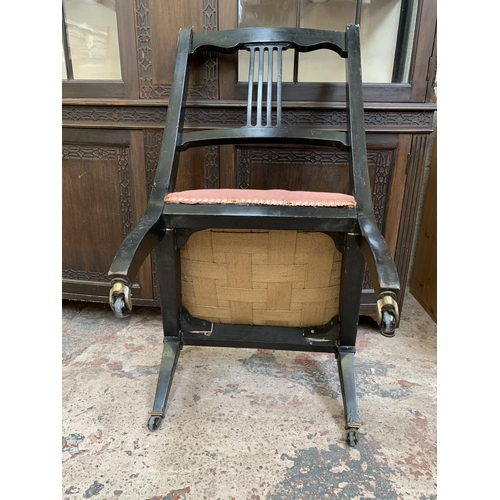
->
<box><xmin>191</xmin><ymin>27</ymin><xmax>347</xmax><ymax>57</ymax></box>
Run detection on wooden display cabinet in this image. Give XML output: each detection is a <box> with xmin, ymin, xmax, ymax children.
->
<box><xmin>62</xmin><ymin>0</ymin><xmax>437</xmax><ymax>319</ymax></box>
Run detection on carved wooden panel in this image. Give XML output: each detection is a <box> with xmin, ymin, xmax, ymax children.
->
<box><xmin>62</xmin><ymin>130</ymin><xmax>153</xmax><ymax>302</ymax></box>
<box><xmin>62</xmin><ymin>144</ymin><xmax>132</xmax><ymax>272</ymax></box>
<box><xmin>135</xmin><ymin>0</ymin><xmax>218</xmax><ymax>99</ymax></box>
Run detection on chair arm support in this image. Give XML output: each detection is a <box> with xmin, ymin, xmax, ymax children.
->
<box><xmin>358</xmin><ymin>216</ymin><xmax>400</xmax><ymax>297</ymax></box>
<box><xmin>108</xmin><ymin>207</ymin><xmax>166</xmax><ymax>287</ymax></box>
<box><xmin>358</xmin><ymin>216</ymin><xmax>400</xmax><ymax>333</ymax></box>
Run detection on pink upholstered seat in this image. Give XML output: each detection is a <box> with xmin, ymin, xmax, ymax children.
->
<box><xmin>164</xmin><ymin>189</ymin><xmax>356</xmax><ymax>208</ymax></box>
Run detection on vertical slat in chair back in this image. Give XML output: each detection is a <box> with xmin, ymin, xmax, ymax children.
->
<box><xmin>245</xmin><ymin>44</ymin><xmax>285</xmax><ymax>128</ymax></box>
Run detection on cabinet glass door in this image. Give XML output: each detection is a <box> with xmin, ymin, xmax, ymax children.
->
<box><xmin>238</xmin><ymin>0</ymin><xmax>419</xmax><ymax>83</ymax></box>
<box><xmin>62</xmin><ymin>0</ymin><xmax>122</xmax><ymax>81</ymax></box>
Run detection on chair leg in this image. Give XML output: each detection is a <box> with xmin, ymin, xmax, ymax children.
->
<box><xmin>156</xmin><ymin>228</ymin><xmax>182</xmax><ymax>338</ymax></box>
<box><xmin>148</xmin><ymin>338</ymin><xmax>181</xmax><ymax>430</ymax></box>
<box><xmin>148</xmin><ymin>228</ymin><xmax>182</xmax><ymax>431</ymax></box>
<box><xmin>337</xmin><ymin>233</ymin><xmax>365</xmax><ymax>445</ymax></box>
<box><xmin>337</xmin><ymin>348</ymin><xmax>360</xmax><ymax>446</ymax></box>
<box><xmin>338</xmin><ymin>233</ymin><xmax>365</xmax><ymax>346</ymax></box>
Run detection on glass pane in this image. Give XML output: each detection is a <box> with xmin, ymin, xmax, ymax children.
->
<box><xmin>298</xmin><ymin>0</ymin><xmax>417</xmax><ymax>83</ymax></box>
<box><xmin>358</xmin><ymin>0</ymin><xmax>406</xmax><ymax>83</ymax></box>
<box><xmin>63</xmin><ymin>0</ymin><xmax>122</xmax><ymax>81</ymax></box>
<box><xmin>238</xmin><ymin>0</ymin><xmax>297</xmax><ymax>28</ymax></box>
<box><xmin>238</xmin><ymin>0</ymin><xmax>296</xmax><ymax>82</ymax></box>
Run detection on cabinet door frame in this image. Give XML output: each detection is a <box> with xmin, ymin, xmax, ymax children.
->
<box><xmin>62</xmin><ymin>0</ymin><xmax>139</xmax><ymax>99</ymax></box>
<box><xmin>218</xmin><ymin>0</ymin><xmax>436</xmax><ymax>103</ymax></box>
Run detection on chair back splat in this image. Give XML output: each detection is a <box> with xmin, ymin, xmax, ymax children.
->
<box><xmin>107</xmin><ymin>24</ymin><xmax>400</xmax><ymax>446</ymax></box>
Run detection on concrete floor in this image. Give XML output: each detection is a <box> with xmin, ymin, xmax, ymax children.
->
<box><xmin>62</xmin><ymin>291</ymin><xmax>436</xmax><ymax>500</ymax></box>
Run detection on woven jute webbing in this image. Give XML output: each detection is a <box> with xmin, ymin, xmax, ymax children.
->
<box><xmin>180</xmin><ymin>229</ymin><xmax>342</xmax><ymax>327</ymax></box>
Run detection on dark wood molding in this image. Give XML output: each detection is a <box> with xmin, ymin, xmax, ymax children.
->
<box><xmin>62</xmin><ymin>269</ymin><xmax>110</xmax><ymax>282</ymax></box>
<box><xmin>62</xmin><ymin>103</ymin><xmax>435</xmax><ymax>132</ymax></box>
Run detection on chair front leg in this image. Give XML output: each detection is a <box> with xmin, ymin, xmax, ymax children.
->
<box><xmin>148</xmin><ymin>338</ymin><xmax>181</xmax><ymax>431</ymax></box>
<box><xmin>148</xmin><ymin>228</ymin><xmax>183</xmax><ymax>431</ymax></box>
<box><xmin>337</xmin><ymin>347</ymin><xmax>360</xmax><ymax>446</ymax></box>
<box><xmin>337</xmin><ymin>233</ymin><xmax>364</xmax><ymax>445</ymax></box>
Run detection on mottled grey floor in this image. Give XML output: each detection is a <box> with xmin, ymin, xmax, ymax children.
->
<box><xmin>62</xmin><ymin>292</ymin><xmax>436</xmax><ymax>499</ymax></box>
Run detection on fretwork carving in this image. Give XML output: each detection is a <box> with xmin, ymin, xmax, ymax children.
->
<box><xmin>144</xmin><ymin>130</ymin><xmax>164</xmax><ymax>195</ymax></box>
<box><xmin>238</xmin><ymin>151</ymin><xmax>251</xmax><ymax>189</ymax></box>
<box><xmin>117</xmin><ymin>147</ymin><xmax>133</xmax><ymax>236</ymax></box>
<box><xmin>63</xmin><ymin>105</ymin><xmax>435</xmax><ymax>132</ymax></box>
<box><xmin>205</xmin><ymin>146</ymin><xmax>220</xmax><ymax>189</ymax></box>
<box><xmin>202</xmin><ymin>0</ymin><xmax>218</xmax><ymax>99</ymax></box>
<box><xmin>62</xmin><ymin>269</ymin><xmax>110</xmax><ymax>282</ymax></box>
<box><xmin>62</xmin><ymin>145</ymin><xmax>119</xmax><ymax>160</ymax></box>
<box><xmin>62</xmin><ymin>106</ymin><xmax>168</xmax><ymax>124</ymax></box>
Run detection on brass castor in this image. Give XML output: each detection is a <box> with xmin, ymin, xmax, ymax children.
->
<box><xmin>347</xmin><ymin>429</ymin><xmax>358</xmax><ymax>447</ymax></box>
<box><xmin>380</xmin><ymin>310</ymin><xmax>396</xmax><ymax>337</ymax></box>
<box><xmin>148</xmin><ymin>415</ymin><xmax>162</xmax><ymax>431</ymax></box>
<box><xmin>109</xmin><ymin>282</ymin><xmax>132</xmax><ymax>319</ymax></box>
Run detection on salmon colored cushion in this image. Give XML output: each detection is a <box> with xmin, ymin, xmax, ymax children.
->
<box><xmin>164</xmin><ymin>189</ymin><xmax>356</xmax><ymax>208</ymax></box>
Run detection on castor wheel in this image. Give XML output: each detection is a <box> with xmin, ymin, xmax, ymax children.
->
<box><xmin>109</xmin><ymin>282</ymin><xmax>132</xmax><ymax>319</ymax></box>
<box><xmin>347</xmin><ymin>429</ymin><xmax>358</xmax><ymax>447</ymax></box>
<box><xmin>113</xmin><ymin>296</ymin><xmax>129</xmax><ymax>318</ymax></box>
<box><xmin>380</xmin><ymin>310</ymin><xmax>396</xmax><ymax>337</ymax></box>
<box><xmin>148</xmin><ymin>415</ymin><xmax>162</xmax><ymax>431</ymax></box>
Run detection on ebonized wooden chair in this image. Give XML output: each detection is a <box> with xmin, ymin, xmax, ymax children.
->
<box><xmin>107</xmin><ymin>22</ymin><xmax>400</xmax><ymax>446</ymax></box>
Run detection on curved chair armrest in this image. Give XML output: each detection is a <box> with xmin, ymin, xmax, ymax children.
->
<box><xmin>358</xmin><ymin>216</ymin><xmax>399</xmax><ymax>295</ymax></box>
<box><xmin>358</xmin><ymin>216</ymin><xmax>400</xmax><ymax>334</ymax></box>
<box><xmin>108</xmin><ymin>205</ymin><xmax>166</xmax><ymax>287</ymax></box>
<box><xmin>107</xmin><ymin>204</ymin><xmax>166</xmax><ymax>318</ymax></box>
